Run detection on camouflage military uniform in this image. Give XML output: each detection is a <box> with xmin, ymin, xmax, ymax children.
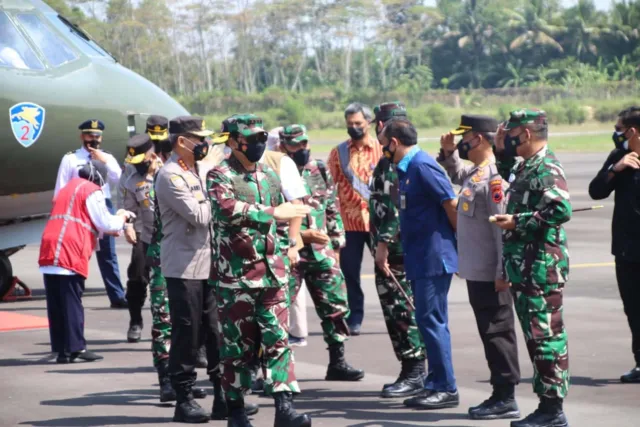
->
<box><xmin>289</xmin><ymin>159</ymin><xmax>350</xmax><ymax>345</ymax></box>
<box><xmin>369</xmin><ymin>157</ymin><xmax>426</xmax><ymax>361</ymax></box>
<box><xmin>206</xmin><ymin>155</ymin><xmax>298</xmax><ymax>401</ymax></box>
<box><xmin>498</xmin><ymin>145</ymin><xmax>571</xmax><ymax>400</ymax></box>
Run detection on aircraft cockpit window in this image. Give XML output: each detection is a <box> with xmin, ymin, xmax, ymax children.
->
<box><xmin>16</xmin><ymin>13</ymin><xmax>78</xmax><ymax>68</ymax></box>
<box><xmin>0</xmin><ymin>12</ymin><xmax>44</xmax><ymax>70</ymax></box>
<box><xmin>46</xmin><ymin>13</ymin><xmax>114</xmax><ymax>60</ymax></box>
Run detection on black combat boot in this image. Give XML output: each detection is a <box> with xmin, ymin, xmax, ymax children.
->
<box><xmin>157</xmin><ymin>361</ymin><xmax>177</xmax><ymax>403</ymax></box>
<box><xmin>511</xmin><ymin>397</ymin><xmax>568</xmax><ymax>427</ymax></box>
<box><xmin>469</xmin><ymin>383</ymin><xmax>520</xmax><ymax>420</ymax></box>
<box><xmin>381</xmin><ymin>357</ymin><xmax>425</xmax><ymax>398</ymax></box>
<box><xmin>172</xmin><ymin>380</ymin><xmax>209</xmax><ymax>423</ymax></box>
<box><xmin>226</xmin><ymin>398</ymin><xmax>254</xmax><ymax>427</ymax></box>
<box><xmin>211</xmin><ymin>375</ymin><xmax>260</xmax><ymax>420</ymax></box>
<box><xmin>273</xmin><ymin>391</ymin><xmax>312</xmax><ymax>427</ymax></box>
<box><xmin>325</xmin><ymin>342</ymin><xmax>365</xmax><ymax>381</ymax></box>
<box><xmin>620</xmin><ymin>365</ymin><xmax>640</xmax><ymax>383</ymax></box>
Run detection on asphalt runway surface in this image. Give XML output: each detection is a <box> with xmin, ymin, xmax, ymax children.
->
<box><xmin>1</xmin><ymin>152</ymin><xmax>639</xmax><ymax>427</ymax></box>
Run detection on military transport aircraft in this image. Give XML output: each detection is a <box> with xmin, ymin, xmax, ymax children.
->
<box><xmin>0</xmin><ymin>0</ymin><xmax>189</xmax><ymax>296</ymax></box>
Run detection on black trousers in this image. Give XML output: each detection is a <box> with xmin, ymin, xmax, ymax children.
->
<box><xmin>467</xmin><ymin>280</ymin><xmax>521</xmax><ymax>386</ymax></box>
<box><xmin>166</xmin><ymin>277</ymin><xmax>220</xmax><ymax>395</ymax></box>
<box><xmin>340</xmin><ymin>231</ymin><xmax>371</xmax><ymax>327</ymax></box>
<box><xmin>615</xmin><ymin>258</ymin><xmax>640</xmax><ymax>365</ymax></box>
<box><xmin>125</xmin><ymin>234</ymin><xmax>149</xmax><ymax>325</ymax></box>
<box><xmin>44</xmin><ymin>274</ymin><xmax>86</xmax><ymax>354</ymax></box>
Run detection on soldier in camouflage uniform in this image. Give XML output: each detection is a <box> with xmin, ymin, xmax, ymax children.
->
<box><xmin>369</xmin><ymin>102</ymin><xmax>427</xmax><ymax>398</ymax></box>
<box><xmin>279</xmin><ymin>124</ymin><xmax>365</xmax><ymax>382</ymax></box>
<box><xmin>206</xmin><ymin>114</ymin><xmax>312</xmax><ymax>427</ymax></box>
<box><xmin>492</xmin><ymin>109</ymin><xmax>571</xmax><ymax>427</ymax></box>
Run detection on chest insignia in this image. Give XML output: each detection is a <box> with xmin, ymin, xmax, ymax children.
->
<box><xmin>462</xmin><ymin>202</ymin><xmax>469</xmax><ymax>211</ymax></box>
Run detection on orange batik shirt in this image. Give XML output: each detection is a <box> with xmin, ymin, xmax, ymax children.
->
<box><xmin>327</xmin><ymin>136</ymin><xmax>382</xmax><ymax>232</ymax></box>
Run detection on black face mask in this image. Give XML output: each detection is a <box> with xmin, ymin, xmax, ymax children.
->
<box><xmin>612</xmin><ymin>131</ymin><xmax>629</xmax><ymax>151</ymax></box>
<box><xmin>382</xmin><ymin>143</ymin><xmax>396</xmax><ymax>163</ymax></box>
<box><xmin>347</xmin><ymin>126</ymin><xmax>366</xmax><ymax>140</ymax></box>
<box><xmin>135</xmin><ymin>160</ymin><xmax>151</xmax><ymax>176</ymax></box>
<box><xmin>84</xmin><ymin>140</ymin><xmax>100</xmax><ymax>150</ymax></box>
<box><xmin>240</xmin><ymin>141</ymin><xmax>266</xmax><ymax>163</ymax></box>
<box><xmin>290</xmin><ymin>149</ymin><xmax>310</xmax><ymax>167</ymax></box>
<box><xmin>457</xmin><ymin>137</ymin><xmax>478</xmax><ymax>161</ymax></box>
<box><xmin>503</xmin><ymin>134</ymin><xmax>522</xmax><ymax>158</ymax></box>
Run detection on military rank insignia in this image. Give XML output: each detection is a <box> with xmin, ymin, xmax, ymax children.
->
<box><xmin>490</xmin><ymin>179</ymin><xmax>503</xmax><ymax>203</ymax></box>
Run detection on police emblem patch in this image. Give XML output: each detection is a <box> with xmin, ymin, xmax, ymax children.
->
<box><xmin>462</xmin><ymin>202</ymin><xmax>469</xmax><ymax>211</ymax></box>
<box><xmin>9</xmin><ymin>102</ymin><xmax>46</xmax><ymax>148</ymax></box>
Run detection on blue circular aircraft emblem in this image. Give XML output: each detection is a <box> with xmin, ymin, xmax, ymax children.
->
<box><xmin>9</xmin><ymin>102</ymin><xmax>46</xmax><ymax>148</ymax></box>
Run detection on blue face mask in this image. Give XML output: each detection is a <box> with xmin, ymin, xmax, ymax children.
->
<box><xmin>612</xmin><ymin>131</ymin><xmax>629</xmax><ymax>151</ymax></box>
<box><xmin>503</xmin><ymin>134</ymin><xmax>522</xmax><ymax>158</ymax></box>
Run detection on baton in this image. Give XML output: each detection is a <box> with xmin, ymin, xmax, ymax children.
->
<box><xmin>386</xmin><ymin>269</ymin><xmax>416</xmax><ymax>312</ymax></box>
<box><xmin>488</xmin><ymin>205</ymin><xmax>604</xmax><ymax>223</ymax></box>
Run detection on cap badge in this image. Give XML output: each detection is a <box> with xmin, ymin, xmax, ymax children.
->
<box><xmin>154</xmin><ymin>125</ymin><xmax>161</xmax><ymax>131</ymax></box>
<box><xmin>129</xmin><ymin>148</ymin><xmax>135</xmax><ymax>155</ymax></box>
<box><xmin>201</xmin><ymin>120</ymin><xmax>206</xmax><ymax>130</ymax></box>
<box><xmin>91</xmin><ymin>120</ymin><xmax>98</xmax><ymax>129</ymax></box>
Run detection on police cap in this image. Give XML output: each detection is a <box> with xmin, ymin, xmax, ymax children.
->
<box><xmin>125</xmin><ymin>134</ymin><xmax>154</xmax><ymax>164</ymax></box>
<box><xmin>504</xmin><ymin>108</ymin><xmax>547</xmax><ymax>130</ymax></box>
<box><xmin>169</xmin><ymin>116</ymin><xmax>213</xmax><ymax>137</ymax></box>
<box><xmin>373</xmin><ymin>101</ymin><xmax>407</xmax><ymax>124</ymax></box>
<box><xmin>79</xmin><ymin>119</ymin><xmax>105</xmax><ymax>135</ymax></box>
<box><xmin>146</xmin><ymin>115</ymin><xmax>169</xmax><ymax>140</ymax></box>
<box><xmin>279</xmin><ymin>124</ymin><xmax>308</xmax><ymax>146</ymax></box>
<box><xmin>451</xmin><ymin>114</ymin><xmax>499</xmax><ymax>135</ymax></box>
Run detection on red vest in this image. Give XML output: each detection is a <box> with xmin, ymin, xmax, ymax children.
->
<box><xmin>39</xmin><ymin>178</ymin><xmax>101</xmax><ymax>278</ymax></box>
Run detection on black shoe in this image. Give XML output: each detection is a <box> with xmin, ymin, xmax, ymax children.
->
<box><xmin>195</xmin><ymin>345</ymin><xmax>207</xmax><ymax>369</ymax></box>
<box><xmin>325</xmin><ymin>342</ymin><xmax>365</xmax><ymax>381</ymax></box>
<box><xmin>226</xmin><ymin>398</ymin><xmax>254</xmax><ymax>427</ymax></box>
<box><xmin>511</xmin><ymin>409</ymin><xmax>568</xmax><ymax>427</ymax></box>
<box><xmin>173</xmin><ymin>399</ymin><xmax>209</xmax><ymax>423</ymax></box>
<box><xmin>381</xmin><ymin>358</ymin><xmax>425</xmax><ymax>398</ymax></box>
<box><xmin>620</xmin><ymin>366</ymin><xmax>640</xmax><ymax>383</ymax></box>
<box><xmin>251</xmin><ymin>377</ymin><xmax>264</xmax><ymax>393</ymax></box>
<box><xmin>469</xmin><ymin>397</ymin><xmax>520</xmax><ymax>420</ymax></box>
<box><xmin>273</xmin><ymin>391</ymin><xmax>311</xmax><ymax>427</ymax></box>
<box><xmin>56</xmin><ymin>352</ymin><xmax>69</xmax><ymax>364</ymax></box>
<box><xmin>157</xmin><ymin>362</ymin><xmax>177</xmax><ymax>402</ymax></box>
<box><xmin>348</xmin><ymin>323</ymin><xmax>361</xmax><ymax>336</ymax></box>
<box><xmin>69</xmin><ymin>350</ymin><xmax>103</xmax><ymax>363</ymax></box>
<box><xmin>110</xmin><ymin>299</ymin><xmax>128</xmax><ymax>309</ymax></box>
<box><xmin>408</xmin><ymin>390</ymin><xmax>460</xmax><ymax>410</ymax></box>
<box><xmin>127</xmin><ymin>324</ymin><xmax>142</xmax><ymax>343</ymax></box>
<box><xmin>403</xmin><ymin>390</ymin><xmax>430</xmax><ymax>407</ymax></box>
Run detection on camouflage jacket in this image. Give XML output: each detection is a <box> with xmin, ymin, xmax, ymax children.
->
<box><xmin>145</xmin><ymin>173</ymin><xmax>163</xmax><ymax>270</ymax></box>
<box><xmin>497</xmin><ymin>146</ymin><xmax>572</xmax><ymax>288</ymax></box>
<box><xmin>368</xmin><ymin>157</ymin><xmax>402</xmax><ymax>257</ymax></box>
<box><xmin>206</xmin><ymin>156</ymin><xmax>288</xmax><ymax>289</ymax></box>
<box><xmin>298</xmin><ymin>159</ymin><xmax>346</xmax><ymax>262</ymax></box>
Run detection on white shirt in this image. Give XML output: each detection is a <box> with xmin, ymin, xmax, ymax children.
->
<box><xmin>53</xmin><ymin>146</ymin><xmax>122</xmax><ymax>200</ymax></box>
<box><xmin>40</xmin><ymin>190</ymin><xmax>127</xmax><ymax>276</ymax></box>
<box><xmin>275</xmin><ymin>155</ymin><xmax>307</xmax><ymax>201</ymax></box>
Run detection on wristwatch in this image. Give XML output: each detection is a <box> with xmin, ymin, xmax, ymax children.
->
<box><xmin>608</xmin><ymin>164</ymin><xmax>617</xmax><ymax>174</ymax></box>
<box><xmin>288</xmin><ymin>238</ymin><xmax>297</xmax><ymax>248</ymax></box>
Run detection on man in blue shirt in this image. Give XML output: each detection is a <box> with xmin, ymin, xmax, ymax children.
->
<box><xmin>381</xmin><ymin>117</ymin><xmax>459</xmax><ymax>409</ymax></box>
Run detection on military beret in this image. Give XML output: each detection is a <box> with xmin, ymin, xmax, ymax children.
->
<box><xmin>373</xmin><ymin>101</ymin><xmax>407</xmax><ymax>123</ymax></box>
<box><xmin>146</xmin><ymin>115</ymin><xmax>169</xmax><ymax>140</ymax></box>
<box><xmin>214</xmin><ymin>114</ymin><xmax>267</xmax><ymax>144</ymax></box>
<box><xmin>125</xmin><ymin>134</ymin><xmax>154</xmax><ymax>164</ymax></box>
<box><xmin>451</xmin><ymin>114</ymin><xmax>499</xmax><ymax>135</ymax></box>
<box><xmin>279</xmin><ymin>124</ymin><xmax>308</xmax><ymax>145</ymax></box>
<box><xmin>169</xmin><ymin>116</ymin><xmax>213</xmax><ymax>137</ymax></box>
<box><xmin>79</xmin><ymin>119</ymin><xmax>105</xmax><ymax>134</ymax></box>
<box><xmin>505</xmin><ymin>108</ymin><xmax>547</xmax><ymax>130</ymax></box>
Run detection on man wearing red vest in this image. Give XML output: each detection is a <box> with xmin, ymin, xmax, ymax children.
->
<box><xmin>39</xmin><ymin>160</ymin><xmax>136</xmax><ymax>363</ymax></box>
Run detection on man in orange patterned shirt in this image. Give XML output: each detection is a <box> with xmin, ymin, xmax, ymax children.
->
<box><xmin>327</xmin><ymin>103</ymin><xmax>383</xmax><ymax>335</ymax></box>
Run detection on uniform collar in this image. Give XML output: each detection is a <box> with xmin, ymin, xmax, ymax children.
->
<box><xmin>397</xmin><ymin>146</ymin><xmax>420</xmax><ymax>173</ymax></box>
<box><xmin>170</xmin><ymin>152</ymin><xmax>194</xmax><ymax>172</ymax></box>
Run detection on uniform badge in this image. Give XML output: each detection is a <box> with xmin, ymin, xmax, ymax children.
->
<box><xmin>462</xmin><ymin>188</ymin><xmax>471</xmax><ymax>197</ymax></box>
<box><xmin>491</xmin><ymin>182</ymin><xmax>503</xmax><ymax>204</ymax></box>
<box><xmin>9</xmin><ymin>102</ymin><xmax>46</xmax><ymax>148</ymax></box>
<box><xmin>476</xmin><ymin>169</ymin><xmax>484</xmax><ymax>177</ymax></box>
<box><xmin>462</xmin><ymin>202</ymin><xmax>469</xmax><ymax>211</ymax></box>
<box><xmin>471</xmin><ymin>175</ymin><xmax>480</xmax><ymax>183</ymax></box>
<box><xmin>170</xmin><ymin>175</ymin><xmax>185</xmax><ymax>189</ymax></box>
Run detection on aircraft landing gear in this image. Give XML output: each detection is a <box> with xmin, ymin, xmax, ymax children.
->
<box><xmin>0</xmin><ymin>250</ymin><xmax>31</xmax><ymax>302</ymax></box>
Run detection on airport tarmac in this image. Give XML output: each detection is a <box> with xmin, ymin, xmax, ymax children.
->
<box><xmin>1</xmin><ymin>151</ymin><xmax>639</xmax><ymax>427</ymax></box>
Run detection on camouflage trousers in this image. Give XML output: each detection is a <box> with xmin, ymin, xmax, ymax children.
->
<box><xmin>149</xmin><ymin>266</ymin><xmax>171</xmax><ymax>367</ymax></box>
<box><xmin>374</xmin><ymin>259</ymin><xmax>426</xmax><ymax>361</ymax></box>
<box><xmin>290</xmin><ymin>249</ymin><xmax>350</xmax><ymax>346</ymax></box>
<box><xmin>513</xmin><ymin>284</ymin><xmax>569</xmax><ymax>399</ymax></box>
<box><xmin>217</xmin><ymin>285</ymin><xmax>299</xmax><ymax>401</ymax></box>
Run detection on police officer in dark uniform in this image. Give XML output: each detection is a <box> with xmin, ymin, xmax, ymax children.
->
<box><xmin>438</xmin><ymin>115</ymin><xmax>521</xmax><ymax>419</ymax></box>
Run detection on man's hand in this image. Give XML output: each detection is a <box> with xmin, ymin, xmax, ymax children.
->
<box><xmin>440</xmin><ymin>132</ymin><xmax>456</xmax><ymax>155</ymax></box>
<box><xmin>375</xmin><ymin>242</ymin><xmax>391</xmax><ymax>277</ymax></box>
<box><xmin>495</xmin><ymin>278</ymin><xmax>511</xmax><ymax>292</ymax></box>
<box><xmin>274</xmin><ymin>202</ymin><xmax>311</xmax><ymax>220</ymax></box>
<box><xmin>300</xmin><ymin>229</ymin><xmax>330</xmax><ymax>246</ymax></box>
<box><xmin>287</xmin><ymin>247</ymin><xmax>300</xmax><ymax>268</ymax></box>
<box><xmin>87</xmin><ymin>146</ymin><xmax>108</xmax><ymax>164</ymax></box>
<box><xmin>613</xmin><ymin>151</ymin><xmax>640</xmax><ymax>172</ymax></box>
<box><xmin>124</xmin><ymin>225</ymin><xmax>137</xmax><ymax>244</ymax></box>
<box><xmin>491</xmin><ymin>214</ymin><xmax>516</xmax><ymax>230</ymax></box>
<box><xmin>495</xmin><ymin>122</ymin><xmax>507</xmax><ymax>153</ymax></box>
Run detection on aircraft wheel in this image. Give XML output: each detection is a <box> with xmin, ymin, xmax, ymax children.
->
<box><xmin>0</xmin><ymin>253</ymin><xmax>13</xmax><ymax>300</ymax></box>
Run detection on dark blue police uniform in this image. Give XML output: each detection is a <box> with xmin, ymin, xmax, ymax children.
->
<box><xmin>397</xmin><ymin>147</ymin><xmax>458</xmax><ymax>393</ymax></box>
